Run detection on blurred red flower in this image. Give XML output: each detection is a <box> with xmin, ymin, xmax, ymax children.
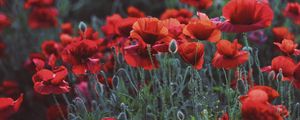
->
<box><xmin>178</xmin><ymin>42</ymin><xmax>205</xmax><ymax>70</ymax></box>
<box><xmin>160</xmin><ymin>9</ymin><xmax>193</xmax><ymax>24</ymax></box>
<box><xmin>274</xmin><ymin>39</ymin><xmax>300</xmax><ymax>56</ymax></box>
<box><xmin>240</xmin><ymin>86</ymin><xmax>288</xmax><ymax>120</ymax></box>
<box><xmin>60</xmin><ymin>34</ymin><xmax>74</xmax><ymax>46</ymax></box>
<box><xmin>41</xmin><ymin>40</ymin><xmax>62</xmax><ymax>58</ymax></box>
<box><xmin>0</xmin><ymin>94</ymin><xmax>23</xmax><ymax>119</ymax></box>
<box><xmin>61</xmin><ymin>22</ymin><xmax>73</xmax><ymax>35</ymax></box>
<box><xmin>116</xmin><ymin>17</ymin><xmax>138</xmax><ymax>37</ymax></box>
<box><xmin>272</xmin><ymin>27</ymin><xmax>295</xmax><ymax>42</ymax></box>
<box><xmin>180</xmin><ymin>0</ymin><xmax>213</xmax><ymax>10</ymax></box>
<box><xmin>24</xmin><ymin>0</ymin><xmax>54</xmax><ymax>9</ymax></box>
<box><xmin>218</xmin><ymin>112</ymin><xmax>229</xmax><ymax>120</ymax></box>
<box><xmin>62</xmin><ymin>40</ymin><xmax>100</xmax><ymax>75</ymax></box>
<box><xmin>101</xmin><ymin>117</ymin><xmax>117</xmax><ymax>120</ymax></box>
<box><xmin>127</xmin><ymin>6</ymin><xmax>145</xmax><ymax>18</ymax></box>
<box><xmin>183</xmin><ymin>17</ymin><xmax>221</xmax><ymax>42</ymax></box>
<box><xmin>0</xmin><ymin>0</ymin><xmax>5</xmax><ymax>6</ymax></box>
<box><xmin>218</xmin><ymin>0</ymin><xmax>273</xmax><ymax>33</ymax></box>
<box><xmin>32</xmin><ymin>66</ymin><xmax>70</xmax><ymax>95</ymax></box>
<box><xmin>0</xmin><ymin>13</ymin><xmax>10</xmax><ymax>32</ymax></box>
<box><xmin>28</xmin><ymin>7</ymin><xmax>58</xmax><ymax>29</ymax></box>
<box><xmin>46</xmin><ymin>104</ymin><xmax>67</xmax><ymax>120</ymax></box>
<box><xmin>0</xmin><ymin>41</ymin><xmax>5</xmax><ymax>57</ymax></box>
<box><xmin>98</xmin><ymin>76</ymin><xmax>113</xmax><ymax>88</ymax></box>
<box><xmin>78</xmin><ymin>27</ymin><xmax>99</xmax><ymax>40</ymax></box>
<box><xmin>283</xmin><ymin>2</ymin><xmax>300</xmax><ymax>25</ymax></box>
<box><xmin>0</xmin><ymin>80</ymin><xmax>20</xmax><ymax>98</ymax></box>
<box><xmin>261</xmin><ymin>56</ymin><xmax>296</xmax><ymax>81</ymax></box>
<box><xmin>212</xmin><ymin>39</ymin><xmax>249</xmax><ymax>69</ymax></box>
<box><xmin>101</xmin><ymin>14</ymin><xmax>123</xmax><ymax>37</ymax></box>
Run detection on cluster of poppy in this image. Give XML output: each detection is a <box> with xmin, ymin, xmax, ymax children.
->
<box><xmin>0</xmin><ymin>0</ymin><xmax>299</xmax><ymax>119</ymax></box>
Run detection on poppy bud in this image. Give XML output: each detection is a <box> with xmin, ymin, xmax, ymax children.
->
<box><xmin>177</xmin><ymin>110</ymin><xmax>185</xmax><ymax>120</ymax></box>
<box><xmin>169</xmin><ymin>39</ymin><xmax>178</xmax><ymax>53</ymax></box>
<box><xmin>78</xmin><ymin>21</ymin><xmax>87</xmax><ymax>35</ymax></box>
<box><xmin>268</xmin><ymin>70</ymin><xmax>276</xmax><ymax>81</ymax></box>
<box><xmin>276</xmin><ymin>69</ymin><xmax>283</xmax><ymax>81</ymax></box>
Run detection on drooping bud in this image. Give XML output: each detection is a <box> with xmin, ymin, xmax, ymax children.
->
<box><xmin>177</xmin><ymin>110</ymin><xmax>185</xmax><ymax>120</ymax></box>
<box><xmin>276</xmin><ymin>68</ymin><xmax>283</xmax><ymax>81</ymax></box>
<box><xmin>169</xmin><ymin>39</ymin><xmax>178</xmax><ymax>53</ymax></box>
<box><xmin>78</xmin><ymin>21</ymin><xmax>87</xmax><ymax>36</ymax></box>
<box><xmin>268</xmin><ymin>70</ymin><xmax>276</xmax><ymax>81</ymax></box>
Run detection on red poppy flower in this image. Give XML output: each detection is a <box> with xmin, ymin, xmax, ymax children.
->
<box><xmin>41</xmin><ymin>40</ymin><xmax>62</xmax><ymax>57</ymax></box>
<box><xmin>218</xmin><ymin>0</ymin><xmax>274</xmax><ymax>33</ymax></box>
<box><xmin>101</xmin><ymin>54</ymin><xmax>115</xmax><ymax>74</ymax></box>
<box><xmin>116</xmin><ymin>17</ymin><xmax>138</xmax><ymax>37</ymax></box>
<box><xmin>178</xmin><ymin>42</ymin><xmax>205</xmax><ymax>70</ymax></box>
<box><xmin>130</xmin><ymin>17</ymin><xmax>172</xmax><ymax>52</ymax></box>
<box><xmin>28</xmin><ymin>7</ymin><xmax>58</xmax><ymax>29</ymax></box>
<box><xmin>24</xmin><ymin>0</ymin><xmax>54</xmax><ymax>9</ymax></box>
<box><xmin>283</xmin><ymin>2</ymin><xmax>300</xmax><ymax>25</ymax></box>
<box><xmin>0</xmin><ymin>80</ymin><xmax>20</xmax><ymax>98</ymax></box>
<box><xmin>124</xmin><ymin>41</ymin><xmax>159</xmax><ymax>70</ymax></box>
<box><xmin>218</xmin><ymin>112</ymin><xmax>229</xmax><ymax>120</ymax></box>
<box><xmin>0</xmin><ymin>41</ymin><xmax>5</xmax><ymax>57</ymax></box>
<box><xmin>127</xmin><ymin>6</ymin><xmax>145</xmax><ymax>18</ymax></box>
<box><xmin>46</xmin><ymin>104</ymin><xmax>67</xmax><ymax>120</ymax></box>
<box><xmin>0</xmin><ymin>94</ymin><xmax>23</xmax><ymax>119</ymax></box>
<box><xmin>274</xmin><ymin>39</ymin><xmax>300</xmax><ymax>56</ymax></box>
<box><xmin>32</xmin><ymin>66</ymin><xmax>70</xmax><ymax>95</ymax></box>
<box><xmin>78</xmin><ymin>27</ymin><xmax>100</xmax><ymax>40</ymax></box>
<box><xmin>101</xmin><ymin>14</ymin><xmax>122</xmax><ymax>37</ymax></box>
<box><xmin>272</xmin><ymin>27</ymin><xmax>295</xmax><ymax>42</ymax></box>
<box><xmin>180</xmin><ymin>0</ymin><xmax>213</xmax><ymax>10</ymax></box>
<box><xmin>161</xmin><ymin>18</ymin><xmax>185</xmax><ymax>40</ymax></box>
<box><xmin>101</xmin><ymin>117</ymin><xmax>117</xmax><ymax>120</ymax></box>
<box><xmin>160</xmin><ymin>9</ymin><xmax>193</xmax><ymax>24</ymax></box>
<box><xmin>60</xmin><ymin>34</ymin><xmax>74</xmax><ymax>46</ymax></box>
<box><xmin>0</xmin><ymin>13</ymin><xmax>10</xmax><ymax>32</ymax></box>
<box><xmin>61</xmin><ymin>22</ymin><xmax>73</xmax><ymax>35</ymax></box>
<box><xmin>183</xmin><ymin>18</ymin><xmax>221</xmax><ymax>42</ymax></box>
<box><xmin>261</xmin><ymin>56</ymin><xmax>296</xmax><ymax>81</ymax></box>
<box><xmin>23</xmin><ymin>53</ymin><xmax>46</xmax><ymax>71</ymax></box>
<box><xmin>98</xmin><ymin>76</ymin><xmax>113</xmax><ymax>88</ymax></box>
<box><xmin>212</xmin><ymin>39</ymin><xmax>249</xmax><ymax>69</ymax></box>
<box><xmin>240</xmin><ymin>86</ymin><xmax>288</xmax><ymax>120</ymax></box>
<box><xmin>61</xmin><ymin>40</ymin><xmax>100</xmax><ymax>75</ymax></box>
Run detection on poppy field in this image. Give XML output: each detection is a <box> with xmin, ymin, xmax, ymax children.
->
<box><xmin>0</xmin><ymin>0</ymin><xmax>300</xmax><ymax>120</ymax></box>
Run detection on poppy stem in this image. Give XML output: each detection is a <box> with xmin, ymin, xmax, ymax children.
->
<box><xmin>52</xmin><ymin>94</ymin><xmax>67</xmax><ymax>120</ymax></box>
<box><xmin>242</xmin><ymin>32</ymin><xmax>254</xmax><ymax>87</ymax></box>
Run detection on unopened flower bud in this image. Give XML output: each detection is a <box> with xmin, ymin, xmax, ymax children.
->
<box><xmin>177</xmin><ymin>110</ymin><xmax>185</xmax><ymax>120</ymax></box>
<box><xmin>78</xmin><ymin>21</ymin><xmax>87</xmax><ymax>35</ymax></box>
<box><xmin>169</xmin><ymin>39</ymin><xmax>178</xmax><ymax>53</ymax></box>
<box><xmin>268</xmin><ymin>70</ymin><xmax>276</xmax><ymax>81</ymax></box>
